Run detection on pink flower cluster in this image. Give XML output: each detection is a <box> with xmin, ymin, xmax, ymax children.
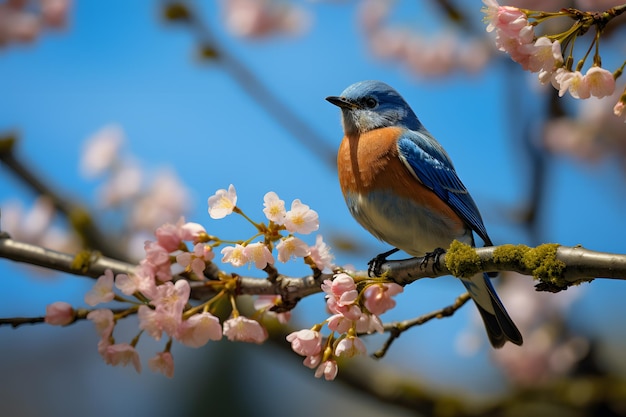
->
<box><xmin>482</xmin><ymin>0</ymin><xmax>617</xmax><ymax>102</ymax></box>
<box><xmin>0</xmin><ymin>0</ymin><xmax>70</xmax><ymax>47</ymax></box>
<box><xmin>221</xmin><ymin>0</ymin><xmax>310</xmax><ymax>39</ymax></box>
<box><xmin>44</xmin><ymin>185</ymin><xmax>336</xmax><ymax>378</ymax></box>
<box><xmin>287</xmin><ymin>273</ymin><xmax>403</xmax><ymax>381</ymax></box>
<box><xmin>359</xmin><ymin>0</ymin><xmax>490</xmax><ymax>78</ymax></box>
<box><xmin>211</xmin><ymin>186</ymin><xmax>333</xmax><ymax>272</ymax></box>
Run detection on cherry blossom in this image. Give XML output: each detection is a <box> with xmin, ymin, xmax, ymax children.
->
<box><xmin>286</xmin><ymin>329</ymin><xmax>323</xmax><ymax>357</ymax></box>
<box><xmin>44</xmin><ymin>301</ymin><xmax>74</xmax><ymax>325</ymax></box>
<box><xmin>84</xmin><ymin>269</ymin><xmax>115</xmax><ymax>306</ymax></box>
<box><xmin>276</xmin><ymin>236</ymin><xmax>309</xmax><ymax>263</ymax></box>
<box><xmin>262</xmin><ymin>191</ymin><xmax>286</xmax><ymax>224</ymax></box>
<box><xmin>148</xmin><ymin>352</ymin><xmax>175</xmax><ymax>378</ymax></box>
<box><xmin>87</xmin><ymin>308</ymin><xmax>115</xmax><ymax>339</ymax></box>
<box><xmin>208</xmin><ymin>184</ymin><xmax>237</xmax><ymax>219</ymax></box>
<box><xmin>176</xmin><ymin>243</ymin><xmax>214</xmax><ymax>277</ymax></box>
<box><xmin>314</xmin><ymin>359</ymin><xmax>338</xmax><ymax>381</ymax></box>
<box><xmin>156</xmin><ymin>217</ymin><xmax>206</xmax><ymax>252</ymax></box>
<box><xmin>284</xmin><ymin>199</ymin><xmax>319</xmax><ymax>234</ymax></box>
<box><xmin>585</xmin><ymin>66</ymin><xmax>615</xmax><ymax>98</ymax></box>
<box><xmin>176</xmin><ymin>312</ymin><xmax>223</xmax><ymax>347</ymax></box>
<box><xmin>363</xmin><ymin>283</ymin><xmax>403</xmax><ymax>316</ymax></box>
<box><xmin>80</xmin><ymin>124</ymin><xmax>124</xmax><ymax>178</ymax></box>
<box><xmin>221</xmin><ymin>244</ymin><xmax>249</xmax><ymax>267</ymax></box>
<box><xmin>308</xmin><ymin>235</ymin><xmax>334</xmax><ymax>272</ymax></box>
<box><xmin>101</xmin><ymin>343</ymin><xmax>142</xmax><ymax>373</ymax></box>
<box><xmin>335</xmin><ymin>335</ymin><xmax>367</xmax><ymax>358</ymax></box>
<box><xmin>223</xmin><ymin>316</ymin><xmax>268</xmax><ymax>343</ymax></box>
<box><xmin>243</xmin><ymin>242</ymin><xmax>275</xmax><ymax>269</ymax></box>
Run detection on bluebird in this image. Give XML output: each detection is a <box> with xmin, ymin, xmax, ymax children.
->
<box><xmin>326</xmin><ymin>80</ymin><xmax>522</xmax><ymax>348</ymax></box>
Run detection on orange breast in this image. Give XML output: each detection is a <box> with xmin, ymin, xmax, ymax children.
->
<box><xmin>337</xmin><ymin>127</ymin><xmax>459</xmax><ymax>219</ymax></box>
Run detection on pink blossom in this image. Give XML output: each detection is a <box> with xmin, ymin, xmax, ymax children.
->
<box><xmin>115</xmin><ymin>264</ymin><xmax>156</xmax><ymax>297</ymax></box>
<box><xmin>323</xmin><ymin>274</ymin><xmax>362</xmax><ymax>320</ymax></box>
<box><xmin>335</xmin><ymin>335</ymin><xmax>367</xmax><ymax>358</ymax></box>
<box><xmin>482</xmin><ymin>1</ymin><xmax>528</xmax><ymax>36</ymax></box>
<box><xmin>176</xmin><ymin>312</ymin><xmax>223</xmax><ymax>347</ymax></box>
<box><xmin>208</xmin><ymin>184</ymin><xmax>237</xmax><ymax>219</ymax></box>
<box><xmin>363</xmin><ymin>283</ymin><xmax>403</xmax><ymax>315</ymax></box>
<box><xmin>615</xmin><ymin>100</ymin><xmax>625</xmax><ymax>120</ymax></box>
<box><xmin>146</xmin><ymin>280</ymin><xmax>190</xmax><ymax>337</ymax></box>
<box><xmin>303</xmin><ymin>354</ymin><xmax>322</xmax><ymax>369</ymax></box>
<box><xmin>41</xmin><ymin>0</ymin><xmax>71</xmax><ymax>28</ymax></box>
<box><xmin>523</xmin><ymin>37</ymin><xmax>563</xmax><ymax>74</ymax></box>
<box><xmin>148</xmin><ymin>351</ymin><xmax>175</xmax><ymax>378</ymax></box>
<box><xmin>221</xmin><ymin>244</ymin><xmax>249</xmax><ymax>267</ymax></box>
<box><xmin>129</xmin><ymin>169</ymin><xmax>191</xmax><ymax>231</ymax></box>
<box><xmin>87</xmin><ymin>308</ymin><xmax>115</xmax><ymax>339</ymax></box>
<box><xmin>101</xmin><ymin>343</ymin><xmax>142</xmax><ymax>373</ymax></box>
<box><xmin>276</xmin><ymin>236</ymin><xmax>309</xmax><ymax>263</ymax></box>
<box><xmin>176</xmin><ymin>243</ymin><xmax>214</xmax><ymax>277</ymax></box>
<box><xmin>118</xmin><ymin>263</ymin><xmax>158</xmax><ymax>298</ymax></box>
<box><xmin>308</xmin><ymin>235</ymin><xmax>334</xmax><ymax>271</ymax></box>
<box><xmin>151</xmin><ymin>280</ymin><xmax>189</xmax><ymax>313</ymax></box>
<box><xmin>156</xmin><ymin>217</ymin><xmax>206</xmax><ymax>251</ymax></box>
<box><xmin>84</xmin><ymin>269</ymin><xmax>115</xmax><ymax>306</ymax></box>
<box><xmin>286</xmin><ymin>329</ymin><xmax>323</xmax><ymax>357</ymax></box>
<box><xmin>44</xmin><ymin>301</ymin><xmax>74</xmax><ymax>325</ymax></box>
<box><xmin>223</xmin><ymin>316</ymin><xmax>268</xmax><ymax>343</ymax></box>
<box><xmin>314</xmin><ymin>360</ymin><xmax>338</xmax><ymax>381</ymax></box>
<box><xmin>155</xmin><ymin>221</ymin><xmax>184</xmax><ymax>252</ymax></box>
<box><xmin>80</xmin><ymin>124</ymin><xmax>124</xmax><ymax>178</ymax></box>
<box><xmin>243</xmin><ymin>242</ymin><xmax>275</xmax><ymax>269</ymax></box>
<box><xmin>138</xmin><ymin>305</ymin><xmax>163</xmax><ymax>340</ymax></box>
<box><xmin>355</xmin><ymin>312</ymin><xmax>384</xmax><ymax>334</ymax></box>
<box><xmin>222</xmin><ymin>0</ymin><xmax>310</xmax><ymax>39</ymax></box>
<box><xmin>254</xmin><ymin>295</ymin><xmax>291</xmax><ymax>324</ymax></box>
<box><xmin>554</xmin><ymin>69</ymin><xmax>591</xmax><ymax>99</ymax></box>
<box><xmin>0</xmin><ymin>8</ymin><xmax>40</xmax><ymax>43</ymax></box>
<box><xmin>585</xmin><ymin>66</ymin><xmax>615</xmax><ymax>98</ymax></box>
<box><xmin>262</xmin><ymin>191</ymin><xmax>286</xmax><ymax>224</ymax></box>
<box><xmin>327</xmin><ymin>313</ymin><xmax>353</xmax><ymax>334</ymax></box>
<box><xmin>143</xmin><ymin>241</ymin><xmax>173</xmax><ymax>282</ymax></box>
<box><xmin>284</xmin><ymin>199</ymin><xmax>319</xmax><ymax>234</ymax></box>
<box><xmin>323</xmin><ymin>274</ymin><xmax>358</xmax><ymax>307</ymax></box>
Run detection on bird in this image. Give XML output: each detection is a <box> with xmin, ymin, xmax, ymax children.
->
<box><xmin>326</xmin><ymin>80</ymin><xmax>523</xmax><ymax>348</ymax></box>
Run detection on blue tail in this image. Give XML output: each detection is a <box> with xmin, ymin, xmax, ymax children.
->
<box><xmin>461</xmin><ymin>273</ymin><xmax>523</xmax><ymax>348</ymax></box>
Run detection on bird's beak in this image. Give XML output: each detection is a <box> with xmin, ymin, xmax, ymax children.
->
<box><xmin>325</xmin><ymin>96</ymin><xmax>358</xmax><ymax>110</ymax></box>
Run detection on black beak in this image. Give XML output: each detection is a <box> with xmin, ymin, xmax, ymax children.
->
<box><xmin>325</xmin><ymin>96</ymin><xmax>358</xmax><ymax>110</ymax></box>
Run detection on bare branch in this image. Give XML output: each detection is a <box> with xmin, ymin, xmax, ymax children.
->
<box><xmin>371</xmin><ymin>293</ymin><xmax>472</xmax><ymax>359</ymax></box>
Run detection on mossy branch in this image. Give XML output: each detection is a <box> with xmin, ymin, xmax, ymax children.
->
<box><xmin>379</xmin><ymin>241</ymin><xmax>626</xmax><ymax>291</ymax></box>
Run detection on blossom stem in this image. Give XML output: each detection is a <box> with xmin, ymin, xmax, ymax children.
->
<box><xmin>233</xmin><ymin>207</ymin><xmax>263</xmax><ymax>230</ymax></box>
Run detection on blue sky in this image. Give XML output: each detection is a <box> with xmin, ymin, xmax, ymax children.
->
<box><xmin>2</xmin><ymin>1</ymin><xmax>626</xmax><ymax>416</ymax></box>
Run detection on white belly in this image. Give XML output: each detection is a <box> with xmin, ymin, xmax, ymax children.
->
<box><xmin>345</xmin><ymin>191</ymin><xmax>473</xmax><ymax>257</ymax></box>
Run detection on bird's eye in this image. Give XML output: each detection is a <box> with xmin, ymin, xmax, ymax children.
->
<box><xmin>364</xmin><ymin>97</ymin><xmax>377</xmax><ymax>109</ymax></box>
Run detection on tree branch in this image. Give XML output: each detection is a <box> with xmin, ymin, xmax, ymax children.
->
<box><xmin>2</xmin><ymin>234</ymin><xmax>626</xmax><ymax>305</ymax></box>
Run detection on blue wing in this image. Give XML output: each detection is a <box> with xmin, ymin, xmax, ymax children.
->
<box><xmin>396</xmin><ymin>129</ymin><xmax>492</xmax><ymax>247</ymax></box>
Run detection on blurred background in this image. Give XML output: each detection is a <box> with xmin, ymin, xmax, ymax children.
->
<box><xmin>1</xmin><ymin>0</ymin><xmax>626</xmax><ymax>416</ymax></box>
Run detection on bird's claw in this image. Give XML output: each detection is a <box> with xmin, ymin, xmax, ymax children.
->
<box><xmin>420</xmin><ymin>247</ymin><xmax>446</xmax><ymax>273</ymax></box>
<box><xmin>367</xmin><ymin>248</ymin><xmax>399</xmax><ymax>277</ymax></box>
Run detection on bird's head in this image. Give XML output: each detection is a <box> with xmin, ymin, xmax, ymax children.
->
<box><xmin>326</xmin><ymin>80</ymin><xmax>421</xmax><ymax>136</ymax></box>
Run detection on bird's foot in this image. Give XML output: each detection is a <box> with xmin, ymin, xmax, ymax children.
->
<box><xmin>367</xmin><ymin>248</ymin><xmax>399</xmax><ymax>277</ymax></box>
<box><xmin>421</xmin><ymin>247</ymin><xmax>446</xmax><ymax>273</ymax></box>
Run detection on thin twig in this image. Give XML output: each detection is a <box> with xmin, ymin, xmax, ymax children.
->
<box><xmin>371</xmin><ymin>293</ymin><xmax>471</xmax><ymax>359</ymax></box>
